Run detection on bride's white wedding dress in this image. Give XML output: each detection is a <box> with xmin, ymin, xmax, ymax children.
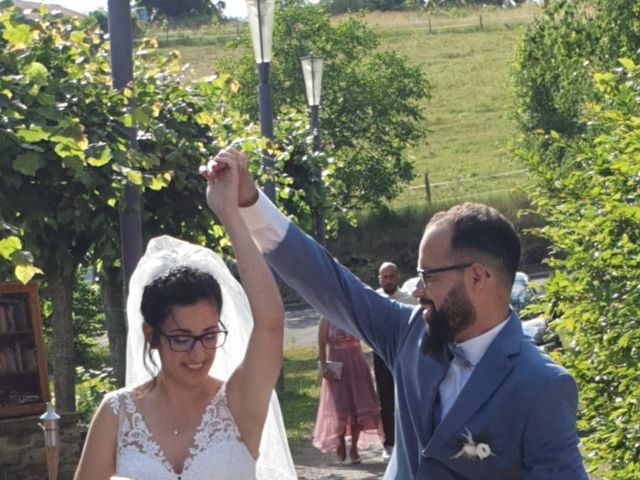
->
<box><xmin>107</xmin><ymin>383</ymin><xmax>256</xmax><ymax>480</ymax></box>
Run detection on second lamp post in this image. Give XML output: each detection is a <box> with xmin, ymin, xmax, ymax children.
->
<box><xmin>301</xmin><ymin>54</ymin><xmax>326</xmax><ymax>244</ymax></box>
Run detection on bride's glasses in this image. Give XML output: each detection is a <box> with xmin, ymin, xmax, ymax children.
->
<box><xmin>159</xmin><ymin>329</ymin><xmax>228</xmax><ymax>352</ymax></box>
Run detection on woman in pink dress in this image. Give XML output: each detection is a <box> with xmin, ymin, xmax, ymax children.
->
<box><xmin>313</xmin><ymin>318</ymin><xmax>382</xmax><ymax>463</ymax></box>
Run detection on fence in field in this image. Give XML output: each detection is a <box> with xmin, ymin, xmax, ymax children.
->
<box><xmin>408</xmin><ymin>169</ymin><xmax>529</xmax><ymax>204</ymax></box>
<box><xmin>374</xmin><ymin>13</ymin><xmax>537</xmax><ymax>35</ymax></box>
<box><xmin>142</xmin><ymin>10</ymin><xmax>538</xmax><ymax>48</ymax></box>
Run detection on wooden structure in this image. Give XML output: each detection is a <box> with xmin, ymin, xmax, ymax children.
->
<box><xmin>0</xmin><ymin>281</ymin><xmax>50</xmax><ymax>419</ymax></box>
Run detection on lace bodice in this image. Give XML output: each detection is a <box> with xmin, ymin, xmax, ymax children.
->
<box><xmin>106</xmin><ymin>383</ymin><xmax>256</xmax><ymax>480</ymax></box>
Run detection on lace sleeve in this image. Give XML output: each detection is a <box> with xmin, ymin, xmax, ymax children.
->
<box><xmin>104</xmin><ymin>389</ymin><xmax>122</xmax><ymax>416</ymax></box>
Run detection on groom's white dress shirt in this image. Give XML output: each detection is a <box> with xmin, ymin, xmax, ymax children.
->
<box><xmin>439</xmin><ymin>320</ymin><xmax>508</xmax><ymax>420</ymax></box>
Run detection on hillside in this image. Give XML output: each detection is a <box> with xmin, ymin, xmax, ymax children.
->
<box><xmin>164</xmin><ymin>6</ymin><xmax>536</xmax><ymax>208</ymax></box>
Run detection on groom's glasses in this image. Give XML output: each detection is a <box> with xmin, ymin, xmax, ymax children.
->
<box><xmin>416</xmin><ymin>263</ymin><xmax>473</xmax><ymax>287</ymax></box>
<box><xmin>159</xmin><ymin>329</ymin><xmax>228</xmax><ymax>352</ymax></box>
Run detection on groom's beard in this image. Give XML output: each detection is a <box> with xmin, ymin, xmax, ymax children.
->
<box><xmin>421</xmin><ymin>281</ymin><xmax>476</xmax><ymax>356</ymax></box>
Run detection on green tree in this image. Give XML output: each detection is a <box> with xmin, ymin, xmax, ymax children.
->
<box><xmin>220</xmin><ymin>0</ymin><xmax>430</xmax><ymax>220</ymax></box>
<box><xmin>512</xmin><ymin>3</ymin><xmax>640</xmax><ymax>475</ymax></box>
<box><xmin>525</xmin><ymin>61</ymin><xmax>640</xmax><ymax>478</ymax></box>
<box><xmin>82</xmin><ymin>9</ymin><xmax>108</xmax><ymax>32</ymax></box>
<box><xmin>320</xmin><ymin>0</ymin><xmax>367</xmax><ymax>14</ymax></box>
<box><xmin>369</xmin><ymin>0</ymin><xmax>408</xmax><ymax>11</ymax></box>
<box><xmin>0</xmin><ymin>4</ymin><xmax>166</xmax><ymax>411</ymax></box>
<box><xmin>0</xmin><ymin>0</ymin><xmax>331</xmax><ymax>410</ymax></box>
<box><xmin>512</xmin><ymin>0</ymin><xmax>640</xmax><ymax>172</ymax></box>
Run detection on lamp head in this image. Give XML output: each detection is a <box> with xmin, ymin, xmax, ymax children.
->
<box><xmin>39</xmin><ymin>403</ymin><xmax>60</xmax><ymax>448</ymax></box>
<box><xmin>246</xmin><ymin>0</ymin><xmax>276</xmax><ymax>63</ymax></box>
<box><xmin>301</xmin><ymin>54</ymin><xmax>324</xmax><ymax>107</ymax></box>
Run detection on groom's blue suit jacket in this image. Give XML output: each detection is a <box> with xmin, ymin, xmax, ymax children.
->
<box><xmin>266</xmin><ymin>223</ymin><xmax>588</xmax><ymax>480</ymax></box>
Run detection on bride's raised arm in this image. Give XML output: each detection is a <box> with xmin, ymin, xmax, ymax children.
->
<box><xmin>201</xmin><ymin>148</ymin><xmax>284</xmax><ymax>457</ymax></box>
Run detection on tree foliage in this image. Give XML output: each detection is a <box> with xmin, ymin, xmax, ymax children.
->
<box><xmin>0</xmin><ymin>3</ymin><xmax>141</xmax><ymax>411</ymax></box>
<box><xmin>0</xmin><ymin>1</ymin><xmax>309</xmax><ymax>406</ymax></box>
<box><xmin>320</xmin><ymin>0</ymin><xmax>409</xmax><ymax>13</ymax></box>
<box><xmin>513</xmin><ymin>1</ymin><xmax>640</xmax><ymax>475</ymax></box>
<box><xmin>220</xmin><ymin>0</ymin><xmax>430</xmax><ymax>222</ymax></box>
<box><xmin>512</xmin><ymin>0</ymin><xmax>640</xmax><ymax>169</ymax></box>
<box><xmin>320</xmin><ymin>0</ymin><xmax>525</xmax><ymax>13</ymax></box>
<box><xmin>0</xmin><ymin>223</ymin><xmax>41</xmax><ymax>283</ymax></box>
<box><xmin>525</xmin><ymin>61</ymin><xmax>640</xmax><ymax>478</ymax></box>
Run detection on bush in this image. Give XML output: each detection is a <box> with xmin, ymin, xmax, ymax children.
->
<box><xmin>512</xmin><ymin>0</ymin><xmax>640</xmax><ymax>172</ymax></box>
<box><xmin>75</xmin><ymin>366</ymin><xmax>117</xmax><ymax>424</ymax></box>
<box><xmin>527</xmin><ymin>61</ymin><xmax>640</xmax><ymax>478</ymax></box>
<box><xmin>513</xmin><ymin>5</ymin><xmax>640</xmax><ymax>474</ymax></box>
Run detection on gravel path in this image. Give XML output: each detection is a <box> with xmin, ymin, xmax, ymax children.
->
<box><xmin>293</xmin><ymin>439</ymin><xmax>387</xmax><ymax>480</ymax></box>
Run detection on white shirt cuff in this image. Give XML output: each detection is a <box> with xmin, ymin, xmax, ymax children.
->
<box><xmin>239</xmin><ymin>190</ymin><xmax>289</xmax><ymax>253</ymax></box>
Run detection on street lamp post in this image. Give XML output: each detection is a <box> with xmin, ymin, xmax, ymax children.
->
<box><xmin>246</xmin><ymin>0</ymin><xmax>276</xmax><ymax>201</ymax></box>
<box><xmin>246</xmin><ymin>0</ymin><xmax>284</xmax><ymax>394</ymax></box>
<box><xmin>108</xmin><ymin>0</ymin><xmax>142</xmax><ymax>388</ymax></box>
<box><xmin>300</xmin><ymin>55</ymin><xmax>326</xmax><ymax>245</ymax></box>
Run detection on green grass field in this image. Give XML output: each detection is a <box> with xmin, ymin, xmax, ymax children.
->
<box><xmin>160</xmin><ymin>6</ymin><xmax>536</xmax><ymax>208</ymax></box>
<box><xmin>389</xmin><ymin>26</ymin><xmax>531</xmax><ymax>206</ymax></box>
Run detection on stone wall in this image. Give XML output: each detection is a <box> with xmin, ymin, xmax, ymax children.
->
<box><xmin>0</xmin><ymin>412</ymin><xmax>83</xmax><ymax>480</ymax></box>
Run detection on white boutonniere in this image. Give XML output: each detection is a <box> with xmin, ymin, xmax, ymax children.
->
<box><xmin>451</xmin><ymin>428</ymin><xmax>494</xmax><ymax>460</ymax></box>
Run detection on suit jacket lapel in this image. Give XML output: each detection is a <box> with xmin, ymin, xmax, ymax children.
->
<box><xmin>426</xmin><ymin>313</ymin><xmax>523</xmax><ymax>449</ymax></box>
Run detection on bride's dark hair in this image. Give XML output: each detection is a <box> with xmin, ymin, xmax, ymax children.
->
<box><xmin>140</xmin><ymin>265</ymin><xmax>225</xmax><ymax>380</ymax></box>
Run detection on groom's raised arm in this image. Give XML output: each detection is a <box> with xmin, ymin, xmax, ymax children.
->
<box><xmin>202</xmin><ymin>148</ymin><xmax>417</xmax><ymax>367</ymax></box>
<box><xmin>240</xmin><ymin>189</ymin><xmax>416</xmax><ymax>369</ymax></box>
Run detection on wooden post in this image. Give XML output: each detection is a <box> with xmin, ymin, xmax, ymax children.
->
<box><xmin>428</xmin><ymin>15</ymin><xmax>432</xmax><ymax>34</ymax></box>
<box><xmin>45</xmin><ymin>444</ymin><xmax>60</xmax><ymax>480</ymax></box>
<box><xmin>424</xmin><ymin>172</ymin><xmax>432</xmax><ymax>204</ymax></box>
<box><xmin>479</xmin><ymin>15</ymin><xmax>483</xmax><ymax>31</ymax></box>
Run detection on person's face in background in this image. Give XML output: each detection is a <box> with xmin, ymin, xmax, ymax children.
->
<box><xmin>378</xmin><ymin>264</ymin><xmax>401</xmax><ymax>295</ymax></box>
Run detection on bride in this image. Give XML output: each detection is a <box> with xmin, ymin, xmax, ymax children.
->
<box><xmin>75</xmin><ymin>153</ymin><xmax>296</xmax><ymax>479</ymax></box>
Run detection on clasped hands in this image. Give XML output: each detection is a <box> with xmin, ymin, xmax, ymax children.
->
<box><xmin>199</xmin><ymin>148</ymin><xmax>260</xmax><ymax>219</ymax></box>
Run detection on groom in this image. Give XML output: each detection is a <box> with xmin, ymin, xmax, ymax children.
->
<box><xmin>202</xmin><ymin>149</ymin><xmax>588</xmax><ymax>479</ymax></box>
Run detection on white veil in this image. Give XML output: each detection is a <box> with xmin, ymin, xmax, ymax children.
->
<box><xmin>125</xmin><ymin>235</ymin><xmax>297</xmax><ymax>479</ymax></box>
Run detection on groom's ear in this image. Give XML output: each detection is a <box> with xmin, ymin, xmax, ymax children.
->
<box><xmin>466</xmin><ymin>262</ymin><xmax>492</xmax><ymax>297</ymax></box>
